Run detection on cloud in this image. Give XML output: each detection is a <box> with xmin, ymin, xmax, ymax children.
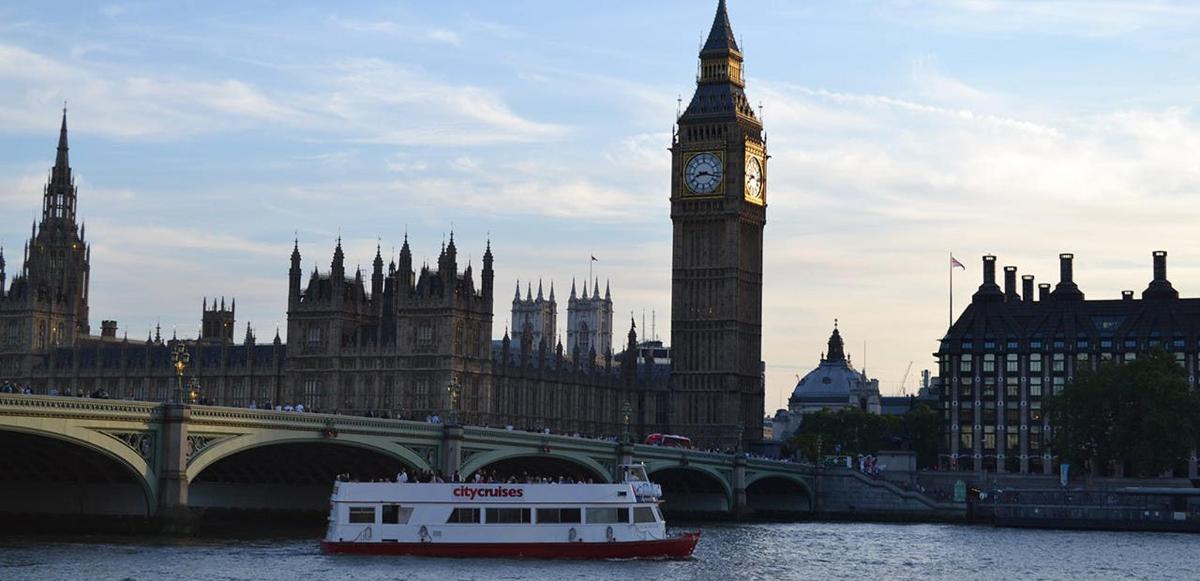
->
<box><xmin>748</xmin><ymin>71</ymin><xmax>1200</xmax><ymax>403</ymax></box>
<box><xmin>329</xmin><ymin>17</ymin><xmax>463</xmax><ymax>46</ymax></box>
<box><xmin>891</xmin><ymin>0</ymin><xmax>1200</xmax><ymax>37</ymax></box>
<box><xmin>0</xmin><ymin>45</ymin><xmax>565</xmax><ymax>145</ymax></box>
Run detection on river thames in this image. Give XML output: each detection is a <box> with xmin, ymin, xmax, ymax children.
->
<box><xmin>0</xmin><ymin>522</ymin><xmax>1193</xmax><ymax>580</ymax></box>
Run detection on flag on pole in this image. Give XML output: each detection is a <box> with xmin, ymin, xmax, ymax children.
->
<box><xmin>951</xmin><ymin>255</ymin><xmax>965</xmax><ymax>270</ymax></box>
<box><xmin>591</xmin><ymin>255</ymin><xmax>598</xmax><ymax>262</ymax></box>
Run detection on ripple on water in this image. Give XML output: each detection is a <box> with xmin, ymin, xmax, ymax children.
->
<box><xmin>0</xmin><ymin>524</ymin><xmax>1196</xmax><ymax>581</ymax></box>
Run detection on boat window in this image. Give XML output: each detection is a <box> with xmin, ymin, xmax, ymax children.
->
<box><xmin>447</xmin><ymin>507</ymin><xmax>481</xmax><ymax>524</ymax></box>
<box><xmin>633</xmin><ymin>507</ymin><xmax>657</xmax><ymax>523</ymax></box>
<box><xmin>348</xmin><ymin>506</ymin><xmax>375</xmax><ymax>524</ymax></box>
<box><xmin>652</xmin><ymin>506</ymin><xmax>663</xmax><ymax>521</ymax></box>
<box><xmin>486</xmin><ymin>508</ymin><xmax>532</xmax><ymax>524</ymax></box>
<box><xmin>382</xmin><ymin>504</ymin><xmax>413</xmax><ymax>525</ymax></box>
<box><xmin>536</xmin><ymin>508</ymin><xmax>582</xmax><ymax>524</ymax></box>
<box><xmin>586</xmin><ymin>507</ymin><xmax>630</xmax><ymax>524</ymax></box>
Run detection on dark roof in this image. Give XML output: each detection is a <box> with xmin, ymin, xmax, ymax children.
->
<box><xmin>701</xmin><ymin>0</ymin><xmax>739</xmax><ymax>56</ymax></box>
<box><xmin>943</xmin><ymin>254</ymin><xmax>1196</xmax><ymax>352</ymax></box>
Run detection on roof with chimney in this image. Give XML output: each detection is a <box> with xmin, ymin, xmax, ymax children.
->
<box><xmin>941</xmin><ymin>251</ymin><xmax>1200</xmax><ymax>354</ymax></box>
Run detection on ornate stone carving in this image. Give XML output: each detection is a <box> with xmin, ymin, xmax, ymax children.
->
<box><xmin>106</xmin><ymin>431</ymin><xmax>156</xmax><ymax>469</ymax></box>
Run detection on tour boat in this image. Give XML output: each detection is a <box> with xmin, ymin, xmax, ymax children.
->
<box><xmin>320</xmin><ymin>463</ymin><xmax>700</xmax><ymax>559</ymax></box>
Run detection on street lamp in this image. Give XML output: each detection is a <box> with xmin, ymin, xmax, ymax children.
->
<box><xmin>622</xmin><ymin>400</ymin><xmax>632</xmax><ymax>443</ymax></box>
<box><xmin>736</xmin><ymin>424</ymin><xmax>744</xmax><ymax>455</ymax></box>
<box><xmin>187</xmin><ymin>377</ymin><xmax>200</xmax><ymax>405</ymax></box>
<box><xmin>170</xmin><ymin>343</ymin><xmax>190</xmax><ymax>404</ymax></box>
<box><xmin>446</xmin><ymin>375</ymin><xmax>461</xmax><ymax>426</ymax></box>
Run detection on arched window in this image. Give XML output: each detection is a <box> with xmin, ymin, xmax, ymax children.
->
<box><xmin>578</xmin><ymin>322</ymin><xmax>590</xmax><ymax>352</ymax></box>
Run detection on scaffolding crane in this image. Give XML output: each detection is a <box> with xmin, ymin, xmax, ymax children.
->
<box><xmin>899</xmin><ymin>361</ymin><xmax>914</xmax><ymax>396</ymax></box>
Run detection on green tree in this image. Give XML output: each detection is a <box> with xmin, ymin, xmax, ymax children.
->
<box><xmin>1046</xmin><ymin>349</ymin><xmax>1200</xmax><ymax>477</ymax></box>
<box><xmin>783</xmin><ymin>404</ymin><xmax>942</xmax><ymax>469</ymax></box>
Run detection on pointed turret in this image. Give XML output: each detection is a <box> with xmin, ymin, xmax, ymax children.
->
<box><xmin>679</xmin><ymin>0</ymin><xmax>758</xmax><ymax>126</ymax></box>
<box><xmin>526</xmin><ymin>282</ymin><xmax>532</xmax><ymax>302</ymax></box>
<box><xmin>537</xmin><ymin>279</ymin><xmax>544</xmax><ymax>301</ymax></box>
<box><xmin>514</xmin><ymin>280</ymin><xmax>521</xmax><ymax>301</ymax></box>
<box><xmin>570</xmin><ymin>278</ymin><xmax>577</xmax><ymax>300</ymax></box>
<box><xmin>0</xmin><ymin>246</ymin><xmax>6</xmax><ymax>299</ymax></box>
<box><xmin>397</xmin><ymin>233</ymin><xmax>413</xmax><ymax>290</ymax></box>
<box><xmin>55</xmin><ymin>107</ymin><xmax>69</xmax><ymax>171</ymax></box>
<box><xmin>331</xmin><ymin>237</ymin><xmax>345</xmax><ymax>274</ymax></box>
<box><xmin>825</xmin><ymin>320</ymin><xmax>846</xmax><ymax>363</ymax></box>
<box><xmin>549</xmin><ymin>281</ymin><xmax>556</xmax><ymax>302</ymax></box>
<box><xmin>701</xmin><ymin>0</ymin><xmax>739</xmax><ymax>57</ymax></box>
<box><xmin>604</xmin><ymin>279</ymin><xmax>611</xmax><ymax>301</ymax></box>
<box><xmin>42</xmin><ymin>107</ymin><xmax>79</xmax><ymax>224</ymax></box>
<box><xmin>622</xmin><ymin>317</ymin><xmax>639</xmax><ymax>381</ymax></box>
<box><xmin>371</xmin><ymin>244</ymin><xmax>384</xmax><ymax>299</ymax></box>
<box><xmin>481</xmin><ymin>237</ymin><xmax>494</xmax><ymax>299</ymax></box>
<box><xmin>288</xmin><ymin>238</ymin><xmax>302</xmax><ymax>304</ymax></box>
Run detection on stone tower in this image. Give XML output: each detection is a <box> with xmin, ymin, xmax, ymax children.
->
<box><xmin>200</xmin><ymin>297</ymin><xmax>236</xmax><ymax>343</ymax></box>
<box><xmin>669</xmin><ymin>0</ymin><xmax>766</xmax><ymax>449</ymax></box>
<box><xmin>511</xmin><ymin>279</ymin><xmax>556</xmax><ymax>357</ymax></box>
<box><xmin>567</xmin><ymin>278</ymin><xmax>613</xmax><ymax>363</ymax></box>
<box><xmin>0</xmin><ymin>109</ymin><xmax>92</xmax><ymax>378</ymax></box>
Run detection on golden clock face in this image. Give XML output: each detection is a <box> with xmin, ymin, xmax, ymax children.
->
<box><xmin>685</xmin><ymin>152</ymin><xmax>723</xmax><ymax>194</ymax></box>
<box><xmin>745</xmin><ymin>156</ymin><xmax>763</xmax><ymax>201</ymax></box>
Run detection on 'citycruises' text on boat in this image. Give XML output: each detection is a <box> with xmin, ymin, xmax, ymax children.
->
<box><xmin>320</xmin><ymin>463</ymin><xmax>700</xmax><ymax>559</ymax></box>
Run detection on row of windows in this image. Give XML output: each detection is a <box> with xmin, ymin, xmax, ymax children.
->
<box><xmin>348</xmin><ymin>506</ymin><xmax>658</xmax><ymax>526</ymax></box>
<box><xmin>956</xmin><ymin>338</ymin><xmax>1188</xmax><ymax>351</ymax></box>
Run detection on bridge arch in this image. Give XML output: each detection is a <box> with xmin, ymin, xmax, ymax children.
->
<box><xmin>745</xmin><ymin>473</ymin><xmax>814</xmax><ymax>515</ymax></box>
<box><xmin>460</xmin><ymin>449</ymin><xmax>613</xmax><ymax>483</ymax></box>
<box><xmin>187</xmin><ymin>433</ymin><xmax>431</xmax><ymax>512</ymax></box>
<box><xmin>0</xmin><ymin>424</ymin><xmax>156</xmax><ymax>517</ymax></box>
<box><xmin>647</xmin><ymin>463</ymin><xmax>732</xmax><ymax>515</ymax></box>
<box><xmin>186</xmin><ymin>431</ymin><xmax>431</xmax><ymax>483</ymax></box>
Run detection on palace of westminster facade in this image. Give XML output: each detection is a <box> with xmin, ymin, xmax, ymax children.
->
<box><xmin>0</xmin><ymin>1</ymin><xmax>769</xmax><ymax>449</ymax></box>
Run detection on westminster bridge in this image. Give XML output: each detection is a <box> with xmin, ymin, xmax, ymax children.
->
<box><xmin>0</xmin><ymin>394</ymin><xmax>961</xmax><ymax>527</ymax></box>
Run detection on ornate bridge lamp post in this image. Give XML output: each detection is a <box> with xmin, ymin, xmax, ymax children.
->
<box><xmin>736</xmin><ymin>424</ymin><xmax>745</xmax><ymax>455</ymax></box>
<box><xmin>446</xmin><ymin>375</ymin><xmax>462</xmax><ymax>426</ymax></box>
<box><xmin>187</xmin><ymin>377</ymin><xmax>200</xmax><ymax>405</ymax></box>
<box><xmin>170</xmin><ymin>343</ymin><xmax>190</xmax><ymax>404</ymax></box>
<box><xmin>622</xmin><ymin>400</ymin><xmax>633</xmax><ymax>444</ymax></box>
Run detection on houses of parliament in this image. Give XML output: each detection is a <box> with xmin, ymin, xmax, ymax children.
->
<box><xmin>0</xmin><ymin>1</ymin><xmax>767</xmax><ymax>449</ymax></box>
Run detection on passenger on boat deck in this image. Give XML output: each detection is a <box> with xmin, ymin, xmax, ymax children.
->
<box><xmin>397</xmin><ymin>470</ymin><xmax>409</xmax><ymax>483</ymax></box>
<box><xmin>452</xmin><ymin>471</ymin><xmax>462</xmax><ymax>483</ymax></box>
<box><xmin>473</xmin><ymin>472</ymin><xmax>484</xmax><ymax>483</ymax></box>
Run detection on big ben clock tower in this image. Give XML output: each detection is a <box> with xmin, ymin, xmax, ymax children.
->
<box><xmin>670</xmin><ymin>0</ymin><xmax>766</xmax><ymax>450</ymax></box>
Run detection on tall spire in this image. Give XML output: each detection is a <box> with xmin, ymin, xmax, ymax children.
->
<box><xmin>55</xmin><ymin>105</ymin><xmax>70</xmax><ymax>175</ymax></box>
<box><xmin>701</xmin><ymin>0</ymin><xmax>739</xmax><ymax>57</ymax></box>
<box><xmin>42</xmin><ymin>106</ymin><xmax>79</xmax><ymax>224</ymax></box>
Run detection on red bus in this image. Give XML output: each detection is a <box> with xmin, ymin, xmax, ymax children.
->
<box><xmin>644</xmin><ymin>433</ymin><xmax>693</xmax><ymax>449</ymax></box>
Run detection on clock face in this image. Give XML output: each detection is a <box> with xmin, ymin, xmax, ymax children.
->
<box><xmin>745</xmin><ymin>156</ymin><xmax>763</xmax><ymax>201</ymax></box>
<box><xmin>684</xmin><ymin>152</ymin><xmax>723</xmax><ymax>194</ymax></box>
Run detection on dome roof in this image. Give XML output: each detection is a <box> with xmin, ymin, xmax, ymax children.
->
<box><xmin>790</xmin><ymin>323</ymin><xmax>868</xmax><ymax>400</ymax></box>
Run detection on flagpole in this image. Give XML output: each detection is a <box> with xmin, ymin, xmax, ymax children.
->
<box><xmin>949</xmin><ymin>252</ymin><xmax>954</xmax><ymax>330</ymax></box>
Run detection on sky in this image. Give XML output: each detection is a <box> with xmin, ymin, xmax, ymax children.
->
<box><xmin>3</xmin><ymin>1</ymin><xmax>1200</xmax><ymax>413</ymax></box>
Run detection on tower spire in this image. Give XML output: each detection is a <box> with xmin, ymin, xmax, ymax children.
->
<box><xmin>701</xmin><ymin>0</ymin><xmax>740</xmax><ymax>56</ymax></box>
<box><xmin>55</xmin><ymin>105</ymin><xmax>70</xmax><ymax>173</ymax></box>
